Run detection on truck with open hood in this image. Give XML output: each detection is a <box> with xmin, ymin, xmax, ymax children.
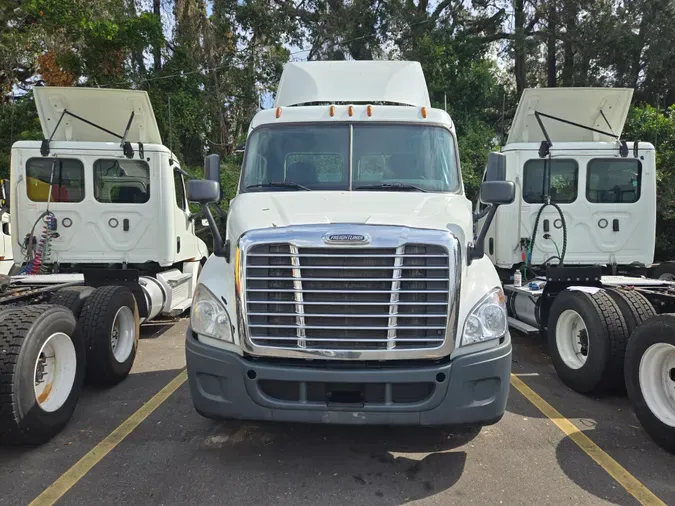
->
<box><xmin>479</xmin><ymin>86</ymin><xmax>675</xmax><ymax>453</ymax></box>
<box><xmin>185</xmin><ymin>60</ymin><xmax>516</xmax><ymax>427</ymax></box>
<box><xmin>0</xmin><ymin>87</ymin><xmax>208</xmax><ymax>445</ymax></box>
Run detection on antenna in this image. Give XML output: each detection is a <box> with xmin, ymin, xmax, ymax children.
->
<box><xmin>168</xmin><ymin>95</ymin><xmax>173</xmax><ymax>152</ymax></box>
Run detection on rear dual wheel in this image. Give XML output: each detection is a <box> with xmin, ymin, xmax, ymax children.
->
<box><xmin>548</xmin><ymin>289</ymin><xmax>629</xmax><ymax>394</ymax></box>
<box><xmin>77</xmin><ymin>285</ymin><xmax>140</xmax><ymax>387</ymax></box>
<box><xmin>0</xmin><ymin>305</ymin><xmax>84</xmax><ymax>445</ymax></box>
<box><xmin>625</xmin><ymin>315</ymin><xmax>675</xmax><ymax>454</ymax></box>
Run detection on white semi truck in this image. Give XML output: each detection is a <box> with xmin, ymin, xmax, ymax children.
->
<box><xmin>0</xmin><ymin>87</ymin><xmax>208</xmax><ymax>444</ymax></box>
<box><xmin>480</xmin><ymin>87</ymin><xmax>675</xmax><ymax>453</ymax></box>
<box><xmin>186</xmin><ymin>60</ymin><xmax>516</xmax><ymax>427</ymax></box>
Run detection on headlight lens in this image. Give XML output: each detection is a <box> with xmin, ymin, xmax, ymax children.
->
<box><xmin>461</xmin><ymin>287</ymin><xmax>507</xmax><ymax>346</ymax></box>
<box><xmin>191</xmin><ymin>284</ymin><xmax>233</xmax><ymax>342</ymax></box>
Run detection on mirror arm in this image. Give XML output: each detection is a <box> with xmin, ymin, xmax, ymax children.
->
<box><xmin>188</xmin><ymin>209</ymin><xmax>204</xmax><ymax>223</ymax></box>
<box><xmin>201</xmin><ymin>203</ymin><xmax>228</xmax><ymax>259</ymax></box>
<box><xmin>468</xmin><ymin>204</ymin><xmax>498</xmax><ymax>265</ymax></box>
<box><xmin>472</xmin><ymin>206</ymin><xmax>491</xmax><ymax>223</ymax></box>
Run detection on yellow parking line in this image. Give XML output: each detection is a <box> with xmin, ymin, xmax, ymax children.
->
<box><xmin>29</xmin><ymin>370</ymin><xmax>188</xmax><ymax>506</ymax></box>
<box><xmin>510</xmin><ymin>374</ymin><xmax>666</xmax><ymax>506</ymax></box>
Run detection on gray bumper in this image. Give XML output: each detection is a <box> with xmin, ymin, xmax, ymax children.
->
<box><xmin>185</xmin><ymin>330</ymin><xmax>512</xmax><ymax>427</ymax></box>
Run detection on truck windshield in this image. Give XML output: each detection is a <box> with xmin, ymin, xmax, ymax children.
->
<box><xmin>241</xmin><ymin>124</ymin><xmax>460</xmax><ymax>193</ymax></box>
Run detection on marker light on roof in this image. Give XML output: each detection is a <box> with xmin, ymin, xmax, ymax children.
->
<box><xmin>329</xmin><ymin>105</ymin><xmax>335</xmax><ymax>117</ymax></box>
<box><xmin>367</xmin><ymin>105</ymin><xmax>373</xmax><ymax>117</ymax></box>
<box><xmin>348</xmin><ymin>105</ymin><xmax>354</xmax><ymax>117</ymax></box>
<box><xmin>275</xmin><ymin>107</ymin><xmax>282</xmax><ymax>118</ymax></box>
<box><xmin>421</xmin><ymin>107</ymin><xmax>427</xmax><ymax>118</ymax></box>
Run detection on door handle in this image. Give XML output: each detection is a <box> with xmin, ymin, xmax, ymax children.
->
<box><xmin>543</xmin><ymin>219</ymin><xmax>550</xmax><ymax>233</ymax></box>
<box><xmin>123</xmin><ymin>219</ymin><xmax>129</xmax><ymax>232</ymax></box>
<box><xmin>613</xmin><ymin>219</ymin><xmax>619</xmax><ymax>232</ymax></box>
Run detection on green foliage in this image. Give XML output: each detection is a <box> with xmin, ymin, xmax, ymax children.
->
<box><xmin>0</xmin><ymin>95</ymin><xmax>42</xmax><ymax>180</ymax></box>
<box><xmin>625</xmin><ymin>104</ymin><xmax>675</xmax><ymax>259</ymax></box>
<box><xmin>3</xmin><ymin>0</ymin><xmax>675</xmax><ymax>258</ymax></box>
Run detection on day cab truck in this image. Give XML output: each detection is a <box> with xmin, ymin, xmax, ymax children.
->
<box><xmin>481</xmin><ymin>87</ymin><xmax>675</xmax><ymax>453</ymax></box>
<box><xmin>186</xmin><ymin>60</ymin><xmax>516</xmax><ymax>427</ymax></box>
<box><xmin>1</xmin><ymin>87</ymin><xmax>208</xmax><ymax>445</ymax></box>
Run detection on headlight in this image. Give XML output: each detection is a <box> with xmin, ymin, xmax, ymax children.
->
<box><xmin>461</xmin><ymin>287</ymin><xmax>507</xmax><ymax>346</ymax></box>
<box><xmin>191</xmin><ymin>284</ymin><xmax>233</xmax><ymax>342</ymax></box>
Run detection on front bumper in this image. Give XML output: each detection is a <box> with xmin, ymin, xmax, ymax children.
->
<box><xmin>185</xmin><ymin>330</ymin><xmax>512</xmax><ymax>426</ymax></box>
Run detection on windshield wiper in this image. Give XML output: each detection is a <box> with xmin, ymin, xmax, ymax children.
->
<box><xmin>354</xmin><ymin>183</ymin><xmax>427</xmax><ymax>193</ymax></box>
<box><xmin>247</xmin><ymin>182</ymin><xmax>311</xmax><ymax>191</ymax></box>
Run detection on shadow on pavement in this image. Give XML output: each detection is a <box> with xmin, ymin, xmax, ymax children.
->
<box><xmin>507</xmin><ymin>333</ymin><xmax>675</xmax><ymax>505</ymax></box>
<box><xmin>194</xmin><ymin>420</ymin><xmax>476</xmax><ymax>504</ymax></box>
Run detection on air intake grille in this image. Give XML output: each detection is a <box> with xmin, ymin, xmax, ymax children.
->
<box><xmin>245</xmin><ymin>243</ymin><xmax>450</xmax><ymax>351</ymax></box>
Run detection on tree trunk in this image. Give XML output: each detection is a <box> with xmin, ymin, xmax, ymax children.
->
<box><xmin>560</xmin><ymin>0</ymin><xmax>576</xmax><ymax>86</ymax></box>
<box><xmin>153</xmin><ymin>0</ymin><xmax>162</xmax><ymax>71</ymax></box>
<box><xmin>514</xmin><ymin>0</ymin><xmax>527</xmax><ymax>95</ymax></box>
<box><xmin>547</xmin><ymin>1</ymin><xmax>557</xmax><ymax>87</ymax></box>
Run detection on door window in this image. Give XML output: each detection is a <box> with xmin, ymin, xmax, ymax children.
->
<box><xmin>523</xmin><ymin>159</ymin><xmax>578</xmax><ymax>204</ymax></box>
<box><xmin>94</xmin><ymin>159</ymin><xmax>150</xmax><ymax>204</ymax></box>
<box><xmin>26</xmin><ymin>158</ymin><xmax>85</xmax><ymax>203</ymax></box>
<box><xmin>587</xmin><ymin>159</ymin><xmax>641</xmax><ymax>203</ymax></box>
<box><xmin>174</xmin><ymin>171</ymin><xmax>186</xmax><ymax>210</ymax></box>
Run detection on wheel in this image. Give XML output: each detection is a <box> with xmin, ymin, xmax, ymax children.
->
<box><xmin>77</xmin><ymin>285</ymin><xmax>140</xmax><ymax>387</ymax></box>
<box><xmin>48</xmin><ymin>286</ymin><xmax>95</xmax><ymax>318</ymax></box>
<box><xmin>605</xmin><ymin>288</ymin><xmax>656</xmax><ymax>335</ymax></box>
<box><xmin>625</xmin><ymin>315</ymin><xmax>675</xmax><ymax>454</ymax></box>
<box><xmin>652</xmin><ymin>261</ymin><xmax>675</xmax><ymax>281</ymax></box>
<box><xmin>0</xmin><ymin>305</ymin><xmax>85</xmax><ymax>445</ymax></box>
<box><xmin>547</xmin><ymin>289</ymin><xmax>629</xmax><ymax>394</ymax></box>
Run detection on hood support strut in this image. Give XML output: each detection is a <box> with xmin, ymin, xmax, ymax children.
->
<box><xmin>40</xmin><ymin>109</ymin><xmax>137</xmax><ymax>159</ymax></box>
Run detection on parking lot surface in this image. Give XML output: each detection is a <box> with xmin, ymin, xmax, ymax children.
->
<box><xmin>2</xmin><ymin>321</ymin><xmax>673</xmax><ymax>506</ymax></box>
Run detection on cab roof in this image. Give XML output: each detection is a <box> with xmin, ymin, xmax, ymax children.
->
<box><xmin>273</xmin><ymin>61</ymin><xmax>431</xmax><ymax>108</ymax></box>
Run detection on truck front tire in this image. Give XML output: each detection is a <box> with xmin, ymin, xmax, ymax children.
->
<box><xmin>77</xmin><ymin>285</ymin><xmax>140</xmax><ymax>387</ymax></box>
<box><xmin>625</xmin><ymin>315</ymin><xmax>675</xmax><ymax>454</ymax></box>
<box><xmin>0</xmin><ymin>305</ymin><xmax>85</xmax><ymax>445</ymax></box>
<box><xmin>547</xmin><ymin>289</ymin><xmax>629</xmax><ymax>394</ymax></box>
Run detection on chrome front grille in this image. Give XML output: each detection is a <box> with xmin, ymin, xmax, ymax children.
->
<box><xmin>245</xmin><ymin>242</ymin><xmax>451</xmax><ymax>352</ymax></box>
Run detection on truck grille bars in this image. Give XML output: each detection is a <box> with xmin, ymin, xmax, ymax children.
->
<box><xmin>239</xmin><ymin>226</ymin><xmax>460</xmax><ymax>360</ymax></box>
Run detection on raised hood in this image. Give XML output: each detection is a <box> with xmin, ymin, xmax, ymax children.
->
<box><xmin>33</xmin><ymin>87</ymin><xmax>162</xmax><ymax>144</ymax></box>
<box><xmin>228</xmin><ymin>192</ymin><xmax>472</xmax><ymax>244</ymax></box>
<box><xmin>506</xmin><ymin>87</ymin><xmax>634</xmax><ymax>144</ymax></box>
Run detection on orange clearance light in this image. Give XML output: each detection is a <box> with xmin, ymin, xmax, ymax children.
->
<box><xmin>348</xmin><ymin>105</ymin><xmax>354</xmax><ymax>117</ymax></box>
<box><xmin>329</xmin><ymin>105</ymin><xmax>335</xmax><ymax>117</ymax></box>
<box><xmin>367</xmin><ymin>105</ymin><xmax>373</xmax><ymax>117</ymax></box>
<box><xmin>276</xmin><ymin>107</ymin><xmax>282</xmax><ymax>118</ymax></box>
<box><xmin>421</xmin><ymin>107</ymin><xmax>428</xmax><ymax>118</ymax></box>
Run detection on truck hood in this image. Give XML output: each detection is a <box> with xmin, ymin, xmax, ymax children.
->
<box><xmin>227</xmin><ymin>191</ymin><xmax>473</xmax><ymax>244</ymax></box>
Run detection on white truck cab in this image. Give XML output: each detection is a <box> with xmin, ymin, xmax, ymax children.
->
<box><xmin>9</xmin><ymin>87</ymin><xmax>209</xmax><ymax>320</ymax></box>
<box><xmin>186</xmin><ymin>60</ymin><xmax>515</xmax><ymax>427</ymax></box>
<box><xmin>478</xmin><ymin>87</ymin><xmax>656</xmax><ymax>271</ymax></box>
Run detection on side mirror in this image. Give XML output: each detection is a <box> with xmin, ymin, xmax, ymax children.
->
<box><xmin>468</xmin><ymin>167</ymin><xmax>515</xmax><ymax>264</ymax></box>
<box><xmin>204</xmin><ymin>154</ymin><xmax>221</xmax><ymax>182</ymax></box>
<box><xmin>480</xmin><ymin>181</ymin><xmax>515</xmax><ymax>205</ymax></box>
<box><xmin>485</xmin><ymin>152</ymin><xmax>507</xmax><ymax>181</ymax></box>
<box><xmin>187</xmin><ymin>180</ymin><xmax>220</xmax><ymax>204</ymax></box>
<box><xmin>187</xmin><ymin>179</ymin><xmax>227</xmax><ymax>258</ymax></box>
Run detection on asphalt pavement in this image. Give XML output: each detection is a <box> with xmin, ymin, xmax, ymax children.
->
<box><xmin>2</xmin><ymin>320</ymin><xmax>673</xmax><ymax>506</ymax></box>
